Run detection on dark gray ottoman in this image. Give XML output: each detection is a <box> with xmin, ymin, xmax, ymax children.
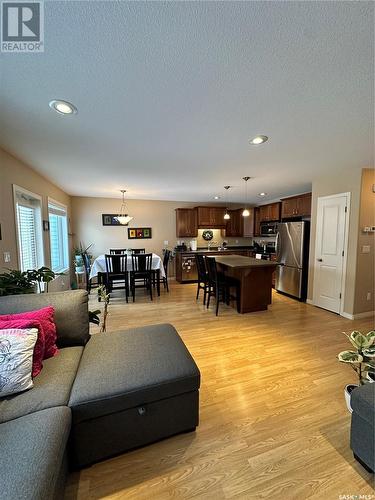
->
<box><xmin>68</xmin><ymin>324</ymin><xmax>200</xmax><ymax>468</ymax></box>
<box><xmin>350</xmin><ymin>383</ymin><xmax>375</xmax><ymax>472</ymax></box>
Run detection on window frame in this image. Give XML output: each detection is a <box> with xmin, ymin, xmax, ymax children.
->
<box><xmin>13</xmin><ymin>184</ymin><xmax>44</xmax><ymax>272</ymax></box>
<box><xmin>48</xmin><ymin>197</ymin><xmax>69</xmax><ymax>273</ymax></box>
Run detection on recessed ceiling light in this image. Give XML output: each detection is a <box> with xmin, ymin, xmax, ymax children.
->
<box><xmin>214</xmin><ymin>196</ymin><xmax>220</xmax><ymax>200</ymax></box>
<box><xmin>249</xmin><ymin>135</ymin><xmax>268</xmax><ymax>145</ymax></box>
<box><xmin>258</xmin><ymin>192</ymin><xmax>267</xmax><ymax>197</ymax></box>
<box><xmin>49</xmin><ymin>99</ymin><xmax>77</xmax><ymax>115</ymax></box>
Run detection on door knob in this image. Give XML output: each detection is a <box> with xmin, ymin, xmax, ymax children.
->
<box><xmin>317</xmin><ymin>258</ymin><xmax>323</xmax><ymax>262</ymax></box>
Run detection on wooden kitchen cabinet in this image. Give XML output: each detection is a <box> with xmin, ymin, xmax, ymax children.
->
<box><xmin>196</xmin><ymin>206</ymin><xmax>226</xmax><ymax>228</ymax></box>
<box><xmin>281</xmin><ymin>193</ymin><xmax>311</xmax><ymax>218</ymax></box>
<box><xmin>225</xmin><ymin>208</ymin><xmax>254</xmax><ymax>237</ymax></box>
<box><xmin>175</xmin><ymin>208</ymin><xmax>198</xmax><ymax>237</ymax></box>
<box><xmin>254</xmin><ymin>207</ymin><xmax>261</xmax><ymax>236</ymax></box>
<box><xmin>259</xmin><ymin>202</ymin><xmax>281</xmax><ymax>222</ymax></box>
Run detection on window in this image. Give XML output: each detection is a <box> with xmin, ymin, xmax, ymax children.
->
<box><xmin>13</xmin><ymin>185</ymin><xmax>44</xmax><ymax>271</ymax></box>
<box><xmin>48</xmin><ymin>199</ymin><xmax>69</xmax><ymax>272</ymax></box>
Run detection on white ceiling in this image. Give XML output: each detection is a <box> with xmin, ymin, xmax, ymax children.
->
<box><xmin>0</xmin><ymin>1</ymin><xmax>373</xmax><ymax>203</ymax></box>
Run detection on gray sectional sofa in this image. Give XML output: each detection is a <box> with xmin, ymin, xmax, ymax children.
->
<box><xmin>350</xmin><ymin>383</ymin><xmax>375</xmax><ymax>473</ymax></box>
<box><xmin>0</xmin><ymin>290</ymin><xmax>200</xmax><ymax>499</ymax></box>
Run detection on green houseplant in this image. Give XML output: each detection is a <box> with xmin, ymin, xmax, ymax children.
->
<box><xmin>0</xmin><ymin>267</ymin><xmax>61</xmax><ymax>296</ymax></box>
<box><xmin>338</xmin><ymin>330</ymin><xmax>375</xmax><ymax>412</ymax></box>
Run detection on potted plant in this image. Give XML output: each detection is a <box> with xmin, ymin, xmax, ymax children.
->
<box><xmin>0</xmin><ymin>269</ymin><xmax>36</xmax><ymax>296</ymax></box>
<box><xmin>0</xmin><ymin>267</ymin><xmax>63</xmax><ymax>296</ymax></box>
<box><xmin>338</xmin><ymin>330</ymin><xmax>375</xmax><ymax>412</ymax></box>
<box><xmin>73</xmin><ymin>243</ymin><xmax>93</xmax><ymax>273</ymax></box>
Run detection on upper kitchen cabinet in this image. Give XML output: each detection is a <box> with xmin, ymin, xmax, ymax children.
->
<box><xmin>281</xmin><ymin>193</ymin><xmax>312</xmax><ymax>218</ymax></box>
<box><xmin>225</xmin><ymin>208</ymin><xmax>254</xmax><ymax>237</ymax></box>
<box><xmin>175</xmin><ymin>208</ymin><xmax>198</xmax><ymax>237</ymax></box>
<box><xmin>196</xmin><ymin>206</ymin><xmax>226</xmax><ymax>228</ymax></box>
<box><xmin>254</xmin><ymin>207</ymin><xmax>261</xmax><ymax>236</ymax></box>
<box><xmin>258</xmin><ymin>202</ymin><xmax>281</xmax><ymax>222</ymax></box>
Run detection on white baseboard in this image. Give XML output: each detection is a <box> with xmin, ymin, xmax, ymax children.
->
<box><xmin>306</xmin><ymin>299</ymin><xmax>314</xmax><ymax>306</ymax></box>
<box><xmin>340</xmin><ymin>310</ymin><xmax>375</xmax><ymax>320</ymax></box>
<box><xmin>340</xmin><ymin>311</ymin><xmax>354</xmax><ymax>320</ymax></box>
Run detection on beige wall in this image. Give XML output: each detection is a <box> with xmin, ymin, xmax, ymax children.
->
<box><xmin>0</xmin><ymin>148</ymin><xmax>71</xmax><ymax>291</ymax></box>
<box><xmin>71</xmin><ymin>197</ymin><xmax>253</xmax><ymax>274</ymax></box>
<box><xmin>307</xmin><ymin>166</ymin><xmax>371</xmax><ymax>317</ymax></box>
<box><xmin>354</xmin><ymin>168</ymin><xmax>375</xmax><ymax>315</ymax></box>
<box><xmin>307</xmin><ymin>166</ymin><xmax>362</xmax><ymax>315</ymax></box>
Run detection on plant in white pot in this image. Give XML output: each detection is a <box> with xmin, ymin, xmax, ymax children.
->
<box><xmin>338</xmin><ymin>330</ymin><xmax>375</xmax><ymax>412</ymax></box>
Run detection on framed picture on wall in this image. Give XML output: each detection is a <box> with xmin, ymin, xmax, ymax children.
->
<box><xmin>127</xmin><ymin>227</ymin><xmax>152</xmax><ymax>239</ymax></box>
<box><xmin>102</xmin><ymin>214</ymin><xmax>121</xmax><ymax>226</ymax></box>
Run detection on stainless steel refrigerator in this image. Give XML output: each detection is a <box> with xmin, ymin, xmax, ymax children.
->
<box><xmin>275</xmin><ymin>221</ymin><xmax>310</xmax><ymax>300</ymax></box>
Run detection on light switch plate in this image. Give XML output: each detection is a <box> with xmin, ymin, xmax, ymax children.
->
<box><xmin>3</xmin><ymin>252</ymin><xmax>11</xmax><ymax>263</ymax></box>
<box><xmin>362</xmin><ymin>245</ymin><xmax>371</xmax><ymax>254</ymax></box>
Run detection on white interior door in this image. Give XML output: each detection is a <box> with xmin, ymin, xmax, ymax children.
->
<box><xmin>313</xmin><ymin>193</ymin><xmax>349</xmax><ymax>313</ymax></box>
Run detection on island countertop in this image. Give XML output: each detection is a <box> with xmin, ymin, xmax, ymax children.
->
<box><xmin>212</xmin><ymin>255</ymin><xmax>278</xmax><ymax>268</ymax></box>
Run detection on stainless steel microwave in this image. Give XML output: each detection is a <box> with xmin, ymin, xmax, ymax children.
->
<box><xmin>260</xmin><ymin>222</ymin><xmax>278</xmax><ymax>236</ymax></box>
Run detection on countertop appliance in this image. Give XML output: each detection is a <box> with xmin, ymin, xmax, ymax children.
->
<box><xmin>260</xmin><ymin>222</ymin><xmax>278</xmax><ymax>236</ymax></box>
<box><xmin>275</xmin><ymin>221</ymin><xmax>310</xmax><ymax>300</ymax></box>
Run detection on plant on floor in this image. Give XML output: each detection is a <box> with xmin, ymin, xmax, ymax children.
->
<box><xmin>338</xmin><ymin>330</ymin><xmax>375</xmax><ymax>385</ymax></box>
<box><xmin>0</xmin><ymin>267</ymin><xmax>61</xmax><ymax>295</ymax></box>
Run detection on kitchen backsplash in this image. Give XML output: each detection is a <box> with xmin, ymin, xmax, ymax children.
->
<box><xmin>195</xmin><ymin>229</ymin><xmax>252</xmax><ymax>247</ymax></box>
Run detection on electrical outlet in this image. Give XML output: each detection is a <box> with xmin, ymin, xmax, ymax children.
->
<box><xmin>235</xmin><ymin>240</ymin><xmax>239</xmax><ymax>244</ymax></box>
<box><xmin>3</xmin><ymin>252</ymin><xmax>10</xmax><ymax>263</ymax></box>
<box><xmin>164</xmin><ymin>240</ymin><xmax>169</xmax><ymax>246</ymax></box>
<box><xmin>367</xmin><ymin>292</ymin><xmax>372</xmax><ymax>301</ymax></box>
<box><xmin>362</xmin><ymin>245</ymin><xmax>371</xmax><ymax>254</ymax></box>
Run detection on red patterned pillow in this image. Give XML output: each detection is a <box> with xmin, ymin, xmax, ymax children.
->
<box><xmin>0</xmin><ymin>306</ymin><xmax>58</xmax><ymax>360</ymax></box>
<box><xmin>0</xmin><ymin>318</ymin><xmax>45</xmax><ymax>377</ymax></box>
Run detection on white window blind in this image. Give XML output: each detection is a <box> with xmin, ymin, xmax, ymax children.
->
<box><xmin>14</xmin><ymin>187</ymin><xmax>44</xmax><ymax>272</ymax></box>
<box><xmin>48</xmin><ymin>201</ymin><xmax>69</xmax><ymax>272</ymax></box>
<box><xmin>17</xmin><ymin>205</ymin><xmax>38</xmax><ymax>270</ymax></box>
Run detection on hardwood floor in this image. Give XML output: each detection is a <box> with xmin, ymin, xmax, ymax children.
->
<box><xmin>65</xmin><ymin>282</ymin><xmax>374</xmax><ymax>500</ymax></box>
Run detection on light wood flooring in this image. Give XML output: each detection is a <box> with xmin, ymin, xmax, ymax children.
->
<box><xmin>65</xmin><ymin>281</ymin><xmax>375</xmax><ymax>500</ymax></box>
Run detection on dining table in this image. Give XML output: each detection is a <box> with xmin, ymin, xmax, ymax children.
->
<box><xmin>212</xmin><ymin>255</ymin><xmax>278</xmax><ymax>313</ymax></box>
<box><xmin>90</xmin><ymin>253</ymin><xmax>166</xmax><ymax>296</ymax></box>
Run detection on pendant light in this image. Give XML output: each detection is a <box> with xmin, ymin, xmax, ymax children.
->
<box><xmin>223</xmin><ymin>186</ymin><xmax>231</xmax><ymax>220</ymax></box>
<box><xmin>115</xmin><ymin>190</ymin><xmax>133</xmax><ymax>225</ymax></box>
<box><xmin>242</xmin><ymin>176</ymin><xmax>251</xmax><ymax>217</ymax></box>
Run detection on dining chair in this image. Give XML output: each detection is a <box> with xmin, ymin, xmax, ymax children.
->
<box><xmin>130</xmin><ymin>253</ymin><xmax>153</xmax><ymax>301</ymax></box>
<box><xmin>206</xmin><ymin>256</ymin><xmax>240</xmax><ymax>316</ymax></box>
<box><xmin>195</xmin><ymin>254</ymin><xmax>209</xmax><ymax>305</ymax></box>
<box><xmin>109</xmin><ymin>249</ymin><xmax>127</xmax><ymax>254</ymax></box>
<box><xmin>82</xmin><ymin>253</ymin><xmax>92</xmax><ymax>293</ymax></box>
<box><xmin>104</xmin><ymin>253</ymin><xmax>129</xmax><ymax>302</ymax></box>
<box><xmin>153</xmin><ymin>249</ymin><xmax>171</xmax><ymax>292</ymax></box>
<box><xmin>132</xmin><ymin>248</ymin><xmax>146</xmax><ymax>254</ymax></box>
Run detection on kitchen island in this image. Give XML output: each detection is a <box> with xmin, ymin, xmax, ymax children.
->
<box><xmin>213</xmin><ymin>255</ymin><xmax>277</xmax><ymax>313</ymax></box>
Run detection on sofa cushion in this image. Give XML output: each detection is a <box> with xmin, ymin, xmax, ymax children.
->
<box><xmin>0</xmin><ymin>305</ymin><xmax>58</xmax><ymax>359</ymax></box>
<box><xmin>0</xmin><ymin>406</ymin><xmax>71</xmax><ymax>500</ymax></box>
<box><xmin>0</xmin><ymin>346</ymin><xmax>83</xmax><ymax>423</ymax></box>
<box><xmin>69</xmin><ymin>324</ymin><xmax>200</xmax><ymax>424</ymax></box>
<box><xmin>0</xmin><ymin>318</ymin><xmax>45</xmax><ymax>377</ymax></box>
<box><xmin>0</xmin><ymin>328</ymin><xmax>38</xmax><ymax>397</ymax></box>
<box><xmin>351</xmin><ymin>383</ymin><xmax>375</xmax><ymax>426</ymax></box>
<box><xmin>0</xmin><ymin>290</ymin><xmax>89</xmax><ymax>348</ymax></box>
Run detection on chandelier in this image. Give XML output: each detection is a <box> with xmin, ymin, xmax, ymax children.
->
<box><xmin>115</xmin><ymin>190</ymin><xmax>133</xmax><ymax>225</ymax></box>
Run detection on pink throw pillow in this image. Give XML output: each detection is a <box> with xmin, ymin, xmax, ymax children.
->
<box><xmin>0</xmin><ymin>318</ymin><xmax>45</xmax><ymax>377</ymax></box>
<box><xmin>0</xmin><ymin>307</ymin><xmax>58</xmax><ymax>360</ymax></box>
